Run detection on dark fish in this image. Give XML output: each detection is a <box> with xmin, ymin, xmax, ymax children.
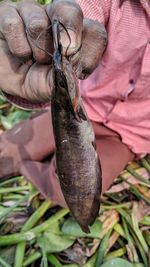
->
<box><xmin>51</xmin><ymin>20</ymin><xmax>102</xmax><ymax>233</ymax></box>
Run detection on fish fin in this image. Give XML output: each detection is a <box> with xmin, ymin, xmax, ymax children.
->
<box><xmin>92</xmin><ymin>140</ymin><xmax>96</xmax><ymax>149</ymax></box>
<box><xmin>58</xmin><ymin>73</ymin><xmax>77</xmax><ymax>119</ymax></box>
<box><xmin>97</xmin><ymin>156</ymin><xmax>102</xmax><ymax>195</ymax></box>
<box><xmin>74</xmin><ymin>104</ymin><xmax>88</xmax><ymax>122</ymax></box>
<box><xmin>65</xmin><ymin>91</ymin><xmax>77</xmax><ymax>118</ymax></box>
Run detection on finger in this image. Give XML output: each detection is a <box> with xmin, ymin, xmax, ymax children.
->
<box><xmin>79</xmin><ymin>18</ymin><xmax>107</xmax><ymax>79</ymax></box>
<box><xmin>46</xmin><ymin>0</ymin><xmax>83</xmax><ymax>56</ymax></box>
<box><xmin>18</xmin><ymin>0</ymin><xmax>53</xmax><ymax>63</ymax></box>
<box><xmin>0</xmin><ymin>40</ymin><xmax>53</xmax><ymax>103</ymax></box>
<box><xmin>0</xmin><ymin>1</ymin><xmax>31</xmax><ymax>59</ymax></box>
<box><xmin>0</xmin><ymin>39</ymin><xmax>31</xmax><ymax>98</ymax></box>
<box><xmin>22</xmin><ymin>62</ymin><xmax>53</xmax><ymax>102</ymax></box>
<box><xmin>0</xmin><ymin>38</ymin><xmax>52</xmax><ymax>102</ymax></box>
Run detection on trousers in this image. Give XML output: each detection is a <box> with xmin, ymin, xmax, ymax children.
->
<box><xmin>14</xmin><ymin>110</ymin><xmax>134</xmax><ymax>207</ymax></box>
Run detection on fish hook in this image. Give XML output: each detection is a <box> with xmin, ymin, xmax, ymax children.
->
<box><xmin>52</xmin><ymin>19</ymin><xmax>72</xmax><ymax>57</ymax></box>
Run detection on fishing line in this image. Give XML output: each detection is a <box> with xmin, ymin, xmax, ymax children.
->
<box><xmin>35</xmin><ymin>24</ymin><xmax>53</xmax><ymax>57</ymax></box>
<box><xmin>27</xmin><ymin>20</ymin><xmax>81</xmax><ymax>64</ymax></box>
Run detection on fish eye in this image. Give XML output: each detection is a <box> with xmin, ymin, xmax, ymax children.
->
<box><xmin>58</xmin><ymin>80</ymin><xmax>65</xmax><ymax>88</ymax></box>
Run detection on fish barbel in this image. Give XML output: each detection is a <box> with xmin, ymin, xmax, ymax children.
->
<box><xmin>51</xmin><ymin>20</ymin><xmax>102</xmax><ymax>233</ymax></box>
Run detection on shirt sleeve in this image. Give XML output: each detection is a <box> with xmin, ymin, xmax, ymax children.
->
<box><xmin>1</xmin><ymin>90</ymin><xmax>49</xmax><ymax>110</ymax></box>
<box><xmin>77</xmin><ymin>0</ymin><xmax>111</xmax><ymax>25</ymax></box>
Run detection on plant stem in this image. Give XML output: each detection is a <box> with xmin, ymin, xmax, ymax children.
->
<box><xmin>122</xmin><ymin>217</ymin><xmax>139</xmax><ymax>262</ymax></box>
<box><xmin>47</xmin><ymin>254</ymin><xmax>63</xmax><ymax>267</ymax></box>
<box><xmin>0</xmin><ymin>209</ymin><xmax>69</xmax><ymax>246</ymax></box>
<box><xmin>14</xmin><ymin>200</ymin><xmax>52</xmax><ymax>267</ymax></box>
<box><xmin>96</xmin><ymin>228</ymin><xmax>112</xmax><ymax>267</ymax></box>
<box><xmin>141</xmin><ymin>158</ymin><xmax>150</xmax><ymax>173</ymax></box>
<box><xmin>126</xmin><ymin>166</ymin><xmax>150</xmax><ymax>185</ymax></box>
<box><xmin>23</xmin><ymin>251</ymin><xmax>41</xmax><ymax>266</ymax></box>
<box><xmin>0</xmin><ymin>256</ymin><xmax>12</xmax><ymax>267</ymax></box>
<box><xmin>104</xmin><ymin>247</ymin><xmax>126</xmax><ymax>261</ymax></box>
<box><xmin>101</xmin><ymin>202</ymin><xmax>131</xmax><ymax>210</ymax></box>
<box><xmin>0</xmin><ymin>186</ymin><xmax>29</xmax><ymax>194</ymax></box>
<box><xmin>131</xmin><ymin>203</ymin><xmax>149</xmax><ymax>254</ymax></box>
<box><xmin>0</xmin><ymin>176</ymin><xmax>24</xmax><ymax>187</ymax></box>
<box><xmin>2</xmin><ymin>194</ymin><xmax>24</xmax><ymax>200</ymax></box>
<box><xmin>83</xmin><ymin>253</ymin><xmax>97</xmax><ymax>267</ymax></box>
<box><xmin>0</xmin><ymin>194</ymin><xmax>29</xmax><ymax>223</ymax></box>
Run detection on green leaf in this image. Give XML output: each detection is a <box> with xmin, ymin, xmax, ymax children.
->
<box><xmin>38</xmin><ymin>231</ymin><xmax>75</xmax><ymax>253</ymax></box>
<box><xmin>131</xmin><ymin>203</ymin><xmax>149</xmax><ymax>254</ymax></box>
<box><xmin>96</xmin><ymin>229</ymin><xmax>112</xmax><ymax>267</ymax></box>
<box><xmin>133</xmin><ymin>264</ymin><xmax>145</xmax><ymax>267</ymax></box>
<box><xmin>0</xmin><ymin>256</ymin><xmax>11</xmax><ymax>267</ymax></box>
<box><xmin>37</xmin><ymin>0</ymin><xmax>51</xmax><ymax>4</ymax></box>
<box><xmin>0</xmin><ymin>110</ymin><xmax>30</xmax><ymax>129</ymax></box>
<box><xmin>140</xmin><ymin>216</ymin><xmax>150</xmax><ymax>226</ymax></box>
<box><xmin>46</xmin><ymin>220</ymin><xmax>62</xmax><ymax>235</ymax></box>
<box><xmin>62</xmin><ymin>218</ymin><xmax>102</xmax><ymax>238</ymax></box>
<box><xmin>47</xmin><ymin>254</ymin><xmax>63</xmax><ymax>267</ymax></box>
<box><xmin>100</xmin><ymin>258</ymin><xmax>134</xmax><ymax>267</ymax></box>
<box><xmin>83</xmin><ymin>253</ymin><xmax>97</xmax><ymax>267</ymax></box>
<box><xmin>0</xmin><ymin>247</ymin><xmax>15</xmax><ymax>267</ymax></box>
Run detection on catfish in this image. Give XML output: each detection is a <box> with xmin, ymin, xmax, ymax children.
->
<box><xmin>51</xmin><ymin>20</ymin><xmax>102</xmax><ymax>233</ymax></box>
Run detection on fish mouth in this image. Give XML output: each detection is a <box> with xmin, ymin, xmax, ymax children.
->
<box><xmin>52</xmin><ymin>19</ymin><xmax>63</xmax><ymax>72</ymax></box>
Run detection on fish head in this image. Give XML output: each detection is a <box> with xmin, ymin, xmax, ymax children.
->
<box><xmin>51</xmin><ymin>19</ymin><xmax>81</xmax><ymax>115</ymax></box>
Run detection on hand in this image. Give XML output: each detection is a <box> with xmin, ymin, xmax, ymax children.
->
<box><xmin>0</xmin><ymin>0</ymin><xmax>107</xmax><ymax>103</ymax></box>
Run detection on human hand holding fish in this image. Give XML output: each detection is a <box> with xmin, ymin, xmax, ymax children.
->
<box><xmin>0</xmin><ymin>0</ymin><xmax>107</xmax><ymax>103</ymax></box>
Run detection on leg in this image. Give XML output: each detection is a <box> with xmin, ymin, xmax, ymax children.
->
<box><xmin>92</xmin><ymin>122</ymin><xmax>135</xmax><ymax>192</ymax></box>
<box><xmin>20</xmin><ymin>156</ymin><xmax>67</xmax><ymax>207</ymax></box>
<box><xmin>20</xmin><ymin>122</ymin><xmax>135</xmax><ymax>207</ymax></box>
<box><xmin>0</xmin><ymin>110</ymin><xmax>55</xmax><ymax>179</ymax></box>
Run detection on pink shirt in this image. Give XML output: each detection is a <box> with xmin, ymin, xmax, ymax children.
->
<box><xmin>78</xmin><ymin>0</ymin><xmax>150</xmax><ymax>155</ymax></box>
<box><xmin>2</xmin><ymin>0</ymin><xmax>150</xmax><ymax>155</ymax></box>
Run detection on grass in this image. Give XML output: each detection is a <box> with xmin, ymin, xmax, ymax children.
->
<box><xmin>0</xmin><ymin>97</ymin><xmax>150</xmax><ymax>267</ymax></box>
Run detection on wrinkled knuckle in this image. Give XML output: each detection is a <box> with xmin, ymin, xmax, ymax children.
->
<box><xmin>27</xmin><ymin>18</ymin><xmax>48</xmax><ymax>39</ymax></box>
<box><xmin>13</xmin><ymin>46</ymin><xmax>31</xmax><ymax>59</ymax></box>
<box><xmin>3</xmin><ymin>15</ymin><xmax>20</xmax><ymax>34</ymax></box>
